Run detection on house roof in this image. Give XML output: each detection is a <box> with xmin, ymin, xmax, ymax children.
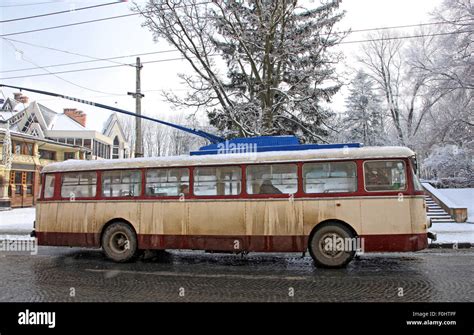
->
<box><xmin>49</xmin><ymin>113</ymin><xmax>86</xmax><ymax>131</ymax></box>
<box><xmin>0</xmin><ymin>98</ymin><xmax>24</xmax><ymax>121</ymax></box>
<box><xmin>38</xmin><ymin>103</ymin><xmax>57</xmax><ymax>128</ymax></box>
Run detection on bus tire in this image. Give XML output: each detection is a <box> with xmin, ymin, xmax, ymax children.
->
<box><xmin>102</xmin><ymin>222</ymin><xmax>138</xmax><ymax>263</ymax></box>
<box><xmin>308</xmin><ymin>222</ymin><xmax>356</xmax><ymax>268</ymax></box>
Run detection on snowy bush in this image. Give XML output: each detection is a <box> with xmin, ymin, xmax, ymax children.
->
<box><xmin>423</xmin><ymin>144</ymin><xmax>474</xmax><ymax>188</ymax></box>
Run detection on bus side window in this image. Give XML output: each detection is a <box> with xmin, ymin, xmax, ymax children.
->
<box><xmin>44</xmin><ymin>174</ymin><xmax>55</xmax><ymax>199</ymax></box>
<box><xmin>102</xmin><ymin>170</ymin><xmax>141</xmax><ymax>197</ymax></box>
<box><xmin>194</xmin><ymin>166</ymin><xmax>241</xmax><ymax>196</ymax></box>
<box><xmin>146</xmin><ymin>168</ymin><xmax>189</xmax><ymax>196</ymax></box>
<box><xmin>246</xmin><ymin>164</ymin><xmax>297</xmax><ymax>195</ymax></box>
<box><xmin>61</xmin><ymin>172</ymin><xmax>97</xmax><ymax>198</ymax></box>
<box><xmin>364</xmin><ymin>160</ymin><xmax>407</xmax><ymax>192</ymax></box>
<box><xmin>303</xmin><ymin>162</ymin><xmax>357</xmax><ymax>194</ymax></box>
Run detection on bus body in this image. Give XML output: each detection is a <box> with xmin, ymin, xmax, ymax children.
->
<box><xmin>34</xmin><ymin>146</ymin><xmax>431</xmax><ymax>268</ymax></box>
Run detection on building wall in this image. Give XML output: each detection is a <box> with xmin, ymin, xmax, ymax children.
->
<box><xmin>0</xmin><ymin>135</ymin><xmax>83</xmax><ymax>209</ymax></box>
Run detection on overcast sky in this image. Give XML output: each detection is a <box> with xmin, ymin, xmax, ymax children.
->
<box><xmin>0</xmin><ymin>0</ymin><xmax>443</xmax><ymax>132</ymax></box>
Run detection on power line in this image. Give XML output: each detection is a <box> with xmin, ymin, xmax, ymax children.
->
<box><xmin>336</xmin><ymin>19</ymin><xmax>474</xmax><ymax>35</ymax></box>
<box><xmin>0</xmin><ymin>1</ymin><xmax>59</xmax><ymax>8</ymax></box>
<box><xmin>2</xmin><ymin>29</ymin><xmax>472</xmax><ymax>81</ymax></box>
<box><xmin>0</xmin><ymin>12</ymin><xmax>138</xmax><ymax>38</ymax></box>
<box><xmin>0</xmin><ymin>2</ymin><xmax>124</xmax><ymax>23</ymax></box>
<box><xmin>0</xmin><ymin>3</ymin><xmax>470</xmax><ymax>38</ymax></box>
<box><xmin>0</xmin><ymin>1</ymin><xmax>214</xmax><ymax>37</ymax></box>
<box><xmin>1</xmin><ymin>37</ymin><xmax>134</xmax><ymax>67</ymax></box>
<box><xmin>0</xmin><ymin>57</ymin><xmax>190</xmax><ymax>80</ymax></box>
<box><xmin>0</xmin><ymin>49</ymin><xmax>178</xmax><ymax>73</ymax></box>
<box><xmin>340</xmin><ymin>29</ymin><xmax>474</xmax><ymax>44</ymax></box>
<box><xmin>2</xmin><ymin>38</ymin><xmax>123</xmax><ymax>96</ymax></box>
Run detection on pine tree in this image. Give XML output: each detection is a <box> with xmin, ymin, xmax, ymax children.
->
<box><xmin>343</xmin><ymin>70</ymin><xmax>384</xmax><ymax>146</ymax></box>
<box><xmin>137</xmin><ymin>0</ymin><xmax>346</xmax><ymax>143</ymax></box>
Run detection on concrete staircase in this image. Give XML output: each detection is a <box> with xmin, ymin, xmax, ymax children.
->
<box><xmin>425</xmin><ymin>195</ymin><xmax>456</xmax><ymax>224</ymax></box>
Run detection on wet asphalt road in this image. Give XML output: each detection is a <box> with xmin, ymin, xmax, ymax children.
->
<box><xmin>0</xmin><ymin>247</ymin><xmax>472</xmax><ymax>302</ymax></box>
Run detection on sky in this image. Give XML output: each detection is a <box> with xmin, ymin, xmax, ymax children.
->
<box><xmin>0</xmin><ymin>0</ymin><xmax>444</xmax><ymax>132</ymax></box>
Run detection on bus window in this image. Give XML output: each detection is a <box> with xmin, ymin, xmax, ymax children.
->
<box><xmin>102</xmin><ymin>170</ymin><xmax>141</xmax><ymax>197</ymax></box>
<box><xmin>303</xmin><ymin>162</ymin><xmax>357</xmax><ymax>193</ymax></box>
<box><xmin>412</xmin><ymin>168</ymin><xmax>424</xmax><ymax>191</ymax></box>
<box><xmin>61</xmin><ymin>172</ymin><xmax>97</xmax><ymax>198</ymax></box>
<box><xmin>194</xmin><ymin>166</ymin><xmax>241</xmax><ymax>196</ymax></box>
<box><xmin>44</xmin><ymin>174</ymin><xmax>55</xmax><ymax>198</ymax></box>
<box><xmin>146</xmin><ymin>168</ymin><xmax>189</xmax><ymax>196</ymax></box>
<box><xmin>364</xmin><ymin>160</ymin><xmax>406</xmax><ymax>191</ymax></box>
<box><xmin>246</xmin><ymin>164</ymin><xmax>297</xmax><ymax>195</ymax></box>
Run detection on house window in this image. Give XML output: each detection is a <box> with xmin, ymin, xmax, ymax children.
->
<box><xmin>21</xmin><ymin>115</ymin><xmax>38</xmax><ymax>132</ymax></box>
<box><xmin>14</xmin><ymin>171</ymin><xmax>22</xmax><ymax>184</ymax></box>
<box><xmin>64</xmin><ymin>152</ymin><xmax>75</xmax><ymax>160</ymax></box>
<box><xmin>83</xmin><ymin>139</ymin><xmax>92</xmax><ymax>149</ymax></box>
<box><xmin>112</xmin><ymin>136</ymin><xmax>120</xmax><ymax>159</ymax></box>
<box><xmin>24</xmin><ymin>143</ymin><xmax>33</xmax><ymax>155</ymax></box>
<box><xmin>39</xmin><ymin>149</ymin><xmax>56</xmax><ymax>160</ymax></box>
<box><xmin>26</xmin><ymin>172</ymin><xmax>34</xmax><ymax>195</ymax></box>
<box><xmin>14</xmin><ymin>142</ymin><xmax>21</xmax><ymax>154</ymax></box>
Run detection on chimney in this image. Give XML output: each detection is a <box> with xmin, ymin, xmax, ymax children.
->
<box><xmin>64</xmin><ymin>108</ymin><xmax>87</xmax><ymax>127</ymax></box>
<box><xmin>13</xmin><ymin>92</ymin><xmax>29</xmax><ymax>104</ymax></box>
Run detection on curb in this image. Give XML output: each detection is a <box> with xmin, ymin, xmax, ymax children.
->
<box><xmin>428</xmin><ymin>242</ymin><xmax>473</xmax><ymax>249</ymax></box>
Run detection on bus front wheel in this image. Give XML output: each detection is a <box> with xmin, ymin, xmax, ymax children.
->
<box><xmin>308</xmin><ymin>222</ymin><xmax>356</xmax><ymax>268</ymax></box>
<box><xmin>102</xmin><ymin>222</ymin><xmax>138</xmax><ymax>262</ymax></box>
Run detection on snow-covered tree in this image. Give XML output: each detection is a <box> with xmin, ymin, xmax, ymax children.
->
<box><xmin>412</xmin><ymin>0</ymin><xmax>473</xmax><ymax>91</ymax></box>
<box><xmin>342</xmin><ymin>70</ymin><xmax>384</xmax><ymax>146</ymax></box>
<box><xmin>423</xmin><ymin>144</ymin><xmax>473</xmax><ymax>187</ymax></box>
<box><xmin>136</xmin><ymin>0</ymin><xmax>346</xmax><ymax>143</ymax></box>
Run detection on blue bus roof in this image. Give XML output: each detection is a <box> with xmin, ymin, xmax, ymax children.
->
<box><xmin>190</xmin><ymin>136</ymin><xmax>362</xmax><ymax>156</ymax></box>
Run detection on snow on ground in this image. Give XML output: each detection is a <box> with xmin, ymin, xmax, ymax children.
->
<box><xmin>430</xmin><ymin>222</ymin><xmax>474</xmax><ymax>244</ymax></box>
<box><xmin>0</xmin><ymin>208</ymin><xmax>35</xmax><ymax>234</ymax></box>
<box><xmin>0</xmin><ymin>207</ymin><xmax>473</xmax><ymax>243</ymax></box>
<box><xmin>436</xmin><ymin>188</ymin><xmax>474</xmax><ymax>223</ymax></box>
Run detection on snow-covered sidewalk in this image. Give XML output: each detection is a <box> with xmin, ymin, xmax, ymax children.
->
<box><xmin>436</xmin><ymin>188</ymin><xmax>474</xmax><ymax>223</ymax></box>
<box><xmin>1</xmin><ymin>207</ymin><xmax>473</xmax><ymax>244</ymax></box>
<box><xmin>0</xmin><ymin>208</ymin><xmax>35</xmax><ymax>235</ymax></box>
<box><xmin>430</xmin><ymin>222</ymin><xmax>474</xmax><ymax>244</ymax></box>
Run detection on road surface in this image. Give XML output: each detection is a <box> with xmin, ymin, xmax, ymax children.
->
<box><xmin>0</xmin><ymin>247</ymin><xmax>472</xmax><ymax>302</ymax></box>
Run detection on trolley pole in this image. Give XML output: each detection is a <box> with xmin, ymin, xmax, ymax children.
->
<box><xmin>128</xmin><ymin>57</ymin><xmax>144</xmax><ymax>158</ymax></box>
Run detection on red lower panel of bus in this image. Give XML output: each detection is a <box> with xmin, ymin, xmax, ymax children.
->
<box><xmin>36</xmin><ymin>232</ymin><xmax>428</xmax><ymax>253</ymax></box>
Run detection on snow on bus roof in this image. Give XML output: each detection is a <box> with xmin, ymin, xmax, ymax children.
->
<box><xmin>42</xmin><ymin>146</ymin><xmax>415</xmax><ymax>173</ymax></box>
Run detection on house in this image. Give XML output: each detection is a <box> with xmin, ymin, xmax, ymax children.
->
<box><xmin>0</xmin><ymin>92</ymin><xmax>131</xmax><ymax>208</ymax></box>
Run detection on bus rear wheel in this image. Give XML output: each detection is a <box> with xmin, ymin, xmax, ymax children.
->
<box><xmin>308</xmin><ymin>222</ymin><xmax>356</xmax><ymax>268</ymax></box>
<box><xmin>102</xmin><ymin>222</ymin><xmax>138</xmax><ymax>262</ymax></box>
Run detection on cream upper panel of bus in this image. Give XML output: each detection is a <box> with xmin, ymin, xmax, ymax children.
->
<box><xmin>42</xmin><ymin>146</ymin><xmax>415</xmax><ymax>173</ymax></box>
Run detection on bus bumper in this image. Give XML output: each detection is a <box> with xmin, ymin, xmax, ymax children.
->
<box><xmin>427</xmin><ymin>231</ymin><xmax>437</xmax><ymax>241</ymax></box>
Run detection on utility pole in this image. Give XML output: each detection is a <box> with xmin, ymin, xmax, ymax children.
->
<box><xmin>128</xmin><ymin>57</ymin><xmax>144</xmax><ymax>158</ymax></box>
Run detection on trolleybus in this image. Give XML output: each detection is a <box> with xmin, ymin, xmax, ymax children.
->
<box><xmin>34</xmin><ymin>143</ymin><xmax>433</xmax><ymax>268</ymax></box>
